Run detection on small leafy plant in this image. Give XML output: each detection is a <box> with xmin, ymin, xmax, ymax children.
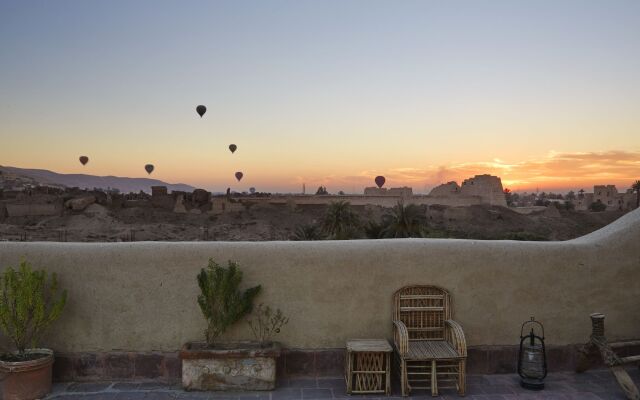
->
<box><xmin>197</xmin><ymin>259</ymin><xmax>261</xmax><ymax>347</ymax></box>
<box><xmin>0</xmin><ymin>260</ymin><xmax>67</xmax><ymax>359</ymax></box>
<box><xmin>247</xmin><ymin>304</ymin><xmax>289</xmax><ymax>346</ymax></box>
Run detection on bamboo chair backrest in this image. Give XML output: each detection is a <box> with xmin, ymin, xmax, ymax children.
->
<box><xmin>393</xmin><ymin>285</ymin><xmax>452</xmax><ymax>341</ymax></box>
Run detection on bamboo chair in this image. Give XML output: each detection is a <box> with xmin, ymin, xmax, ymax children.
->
<box><xmin>392</xmin><ymin>285</ymin><xmax>467</xmax><ymax>397</ymax></box>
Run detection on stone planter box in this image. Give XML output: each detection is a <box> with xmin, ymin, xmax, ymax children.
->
<box><xmin>180</xmin><ymin>341</ymin><xmax>281</xmax><ymax>391</ymax></box>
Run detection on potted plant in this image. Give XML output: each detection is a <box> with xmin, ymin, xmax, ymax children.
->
<box><xmin>247</xmin><ymin>303</ymin><xmax>289</xmax><ymax>348</ymax></box>
<box><xmin>180</xmin><ymin>259</ymin><xmax>287</xmax><ymax>391</ymax></box>
<box><xmin>0</xmin><ymin>260</ymin><xmax>67</xmax><ymax>400</ymax></box>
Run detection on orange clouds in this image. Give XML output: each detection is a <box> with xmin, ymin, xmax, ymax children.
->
<box><xmin>301</xmin><ymin>151</ymin><xmax>640</xmax><ymax>193</ymax></box>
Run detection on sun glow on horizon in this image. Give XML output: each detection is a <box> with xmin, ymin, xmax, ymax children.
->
<box><xmin>1</xmin><ymin>1</ymin><xmax>639</xmax><ymax>193</ymax></box>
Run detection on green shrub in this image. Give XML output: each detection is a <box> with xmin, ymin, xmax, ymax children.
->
<box><xmin>197</xmin><ymin>260</ymin><xmax>261</xmax><ymax>347</ymax></box>
<box><xmin>0</xmin><ymin>260</ymin><xmax>67</xmax><ymax>357</ymax></box>
<box><xmin>589</xmin><ymin>202</ymin><xmax>607</xmax><ymax>212</ymax></box>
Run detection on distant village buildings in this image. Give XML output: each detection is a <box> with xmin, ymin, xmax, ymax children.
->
<box><xmin>572</xmin><ymin>185</ymin><xmax>637</xmax><ymax>211</ymax></box>
<box><xmin>361</xmin><ymin>174</ymin><xmax>507</xmax><ymax>207</ymax></box>
<box><xmin>2</xmin><ymin>166</ymin><xmax>637</xmax><ymax>222</ymax></box>
<box><xmin>435</xmin><ymin>174</ymin><xmax>506</xmax><ymax>206</ymax></box>
<box><xmin>363</xmin><ymin>187</ymin><xmax>413</xmax><ymax>197</ymax></box>
<box><xmin>0</xmin><ymin>173</ymin><xmax>510</xmax><ymax>219</ymax></box>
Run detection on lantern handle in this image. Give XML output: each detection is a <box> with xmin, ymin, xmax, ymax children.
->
<box><xmin>520</xmin><ymin>316</ymin><xmax>545</xmax><ymax>339</ymax></box>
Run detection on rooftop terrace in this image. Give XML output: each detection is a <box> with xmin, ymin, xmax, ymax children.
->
<box><xmin>48</xmin><ymin>369</ymin><xmax>640</xmax><ymax>399</ymax></box>
<box><xmin>1</xmin><ymin>209</ymin><xmax>639</xmax><ymax>398</ymax></box>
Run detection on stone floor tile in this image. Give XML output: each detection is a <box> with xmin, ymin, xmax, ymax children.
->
<box><xmin>47</xmin><ymin>368</ymin><xmax>640</xmax><ymax>400</ymax></box>
<box><xmin>66</xmin><ymin>382</ymin><xmax>114</xmax><ymax>392</ymax></box>
<box><xmin>62</xmin><ymin>394</ymin><xmax>123</xmax><ymax>400</ymax></box>
<box><xmin>271</xmin><ymin>388</ymin><xmax>302</xmax><ymax>400</ymax></box>
<box><xmin>136</xmin><ymin>382</ymin><xmax>175</xmax><ymax>390</ymax></box>
<box><xmin>562</xmin><ymin>393</ymin><xmax>604</xmax><ymax>400</ymax></box>
<box><xmin>533</xmin><ymin>394</ymin><xmax>570</xmax><ymax>399</ymax></box>
<box><xmin>593</xmin><ymin>392</ymin><xmax>629</xmax><ymax>400</ymax></box>
<box><xmin>139</xmin><ymin>393</ymin><xmax>182</xmax><ymax>400</ymax></box>
<box><xmin>484</xmin><ymin>375</ymin><xmax>519</xmax><ymax>386</ymax></box>
<box><xmin>439</xmin><ymin>395</ymin><xmax>467</xmax><ymax>400</ymax></box>
<box><xmin>287</xmin><ymin>379</ymin><xmax>318</xmax><ymax>389</ymax></box>
<box><xmin>237</xmin><ymin>394</ymin><xmax>271</xmax><ymax>400</ymax></box>
<box><xmin>509</xmin><ymin>393</ymin><xmax>543</xmax><ymax>400</ymax></box>
<box><xmin>118</xmin><ymin>394</ymin><xmax>161</xmax><ymax>400</ymax></box>
<box><xmin>316</xmin><ymin>378</ymin><xmax>344</xmax><ymax>389</ymax></box>
<box><xmin>541</xmin><ymin>382</ymin><xmax>577</xmax><ymax>393</ymax></box>
<box><xmin>301</xmin><ymin>388</ymin><xmax>332</xmax><ymax>399</ymax></box>
<box><xmin>208</xmin><ymin>390</ymin><xmax>237</xmax><ymax>396</ymax></box>
<box><xmin>545</xmin><ymin>372</ymin><xmax>572</xmax><ymax>381</ymax></box>
<box><xmin>467</xmin><ymin>375</ymin><xmax>489</xmax><ymax>385</ymax></box>
<box><xmin>111</xmin><ymin>382</ymin><xmax>142</xmax><ymax>390</ymax></box>
<box><xmin>177</xmin><ymin>391</ymin><xmax>222</xmax><ymax>400</ymax></box>
<box><xmin>51</xmin><ymin>382</ymin><xmax>72</xmax><ymax>394</ymax></box>
<box><xmin>480</xmin><ymin>384</ymin><xmax>516</xmax><ymax>395</ymax></box>
<box><xmin>328</xmin><ymin>384</ymin><xmax>351</xmax><ymax>398</ymax></box>
<box><xmin>466</xmin><ymin>384</ymin><xmax>486</xmax><ymax>394</ymax></box>
<box><xmin>590</xmin><ymin>370</ymin><xmax>616</xmax><ymax>380</ymax></box>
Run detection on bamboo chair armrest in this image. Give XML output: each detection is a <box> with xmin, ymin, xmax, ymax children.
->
<box><xmin>393</xmin><ymin>320</ymin><xmax>409</xmax><ymax>356</ymax></box>
<box><xmin>445</xmin><ymin>319</ymin><xmax>467</xmax><ymax>357</ymax></box>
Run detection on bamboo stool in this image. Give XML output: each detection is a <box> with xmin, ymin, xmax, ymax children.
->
<box><xmin>577</xmin><ymin>313</ymin><xmax>640</xmax><ymax>400</ymax></box>
<box><xmin>345</xmin><ymin>339</ymin><xmax>392</xmax><ymax>395</ymax></box>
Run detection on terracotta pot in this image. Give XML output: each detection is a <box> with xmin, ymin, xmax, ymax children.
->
<box><xmin>0</xmin><ymin>348</ymin><xmax>54</xmax><ymax>400</ymax></box>
<box><xmin>180</xmin><ymin>341</ymin><xmax>281</xmax><ymax>391</ymax></box>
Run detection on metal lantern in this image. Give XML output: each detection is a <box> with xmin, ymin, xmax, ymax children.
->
<box><xmin>517</xmin><ymin>317</ymin><xmax>547</xmax><ymax>390</ymax></box>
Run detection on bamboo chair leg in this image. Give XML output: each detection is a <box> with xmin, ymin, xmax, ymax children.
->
<box><xmin>610</xmin><ymin>366</ymin><xmax>640</xmax><ymax>400</ymax></box>
<box><xmin>401</xmin><ymin>359</ymin><xmax>408</xmax><ymax>397</ymax></box>
<box><xmin>431</xmin><ymin>360</ymin><xmax>438</xmax><ymax>397</ymax></box>
<box><xmin>345</xmin><ymin>351</ymin><xmax>351</xmax><ymax>394</ymax></box>
<box><xmin>458</xmin><ymin>359</ymin><xmax>466</xmax><ymax>396</ymax></box>
<box><xmin>386</xmin><ymin>352</ymin><xmax>391</xmax><ymax>396</ymax></box>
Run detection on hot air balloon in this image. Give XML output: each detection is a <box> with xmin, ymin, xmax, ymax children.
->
<box><xmin>375</xmin><ymin>176</ymin><xmax>386</xmax><ymax>188</ymax></box>
<box><xmin>229</xmin><ymin>144</ymin><xmax>237</xmax><ymax>154</ymax></box>
<box><xmin>249</xmin><ymin>187</ymin><xmax>256</xmax><ymax>194</ymax></box>
<box><xmin>235</xmin><ymin>172</ymin><xmax>243</xmax><ymax>182</ymax></box>
<box><xmin>196</xmin><ymin>105</ymin><xmax>206</xmax><ymax>118</ymax></box>
<box><xmin>79</xmin><ymin>156</ymin><xmax>89</xmax><ymax>166</ymax></box>
<box><xmin>145</xmin><ymin>164</ymin><xmax>154</xmax><ymax>175</ymax></box>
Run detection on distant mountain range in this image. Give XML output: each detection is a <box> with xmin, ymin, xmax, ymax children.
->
<box><xmin>0</xmin><ymin>166</ymin><xmax>196</xmax><ymax>194</ymax></box>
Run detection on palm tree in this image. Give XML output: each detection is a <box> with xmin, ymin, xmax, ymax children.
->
<box><xmin>322</xmin><ymin>201</ymin><xmax>360</xmax><ymax>239</ymax></box>
<box><xmin>503</xmin><ymin>188</ymin><xmax>513</xmax><ymax>206</ymax></box>
<box><xmin>291</xmin><ymin>224</ymin><xmax>325</xmax><ymax>241</ymax></box>
<box><xmin>380</xmin><ymin>202</ymin><xmax>427</xmax><ymax>238</ymax></box>
<box><xmin>632</xmin><ymin>180</ymin><xmax>640</xmax><ymax>209</ymax></box>
<box><xmin>364</xmin><ymin>220</ymin><xmax>384</xmax><ymax>239</ymax></box>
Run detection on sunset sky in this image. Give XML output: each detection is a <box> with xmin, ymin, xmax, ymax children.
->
<box><xmin>1</xmin><ymin>1</ymin><xmax>639</xmax><ymax>193</ymax></box>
